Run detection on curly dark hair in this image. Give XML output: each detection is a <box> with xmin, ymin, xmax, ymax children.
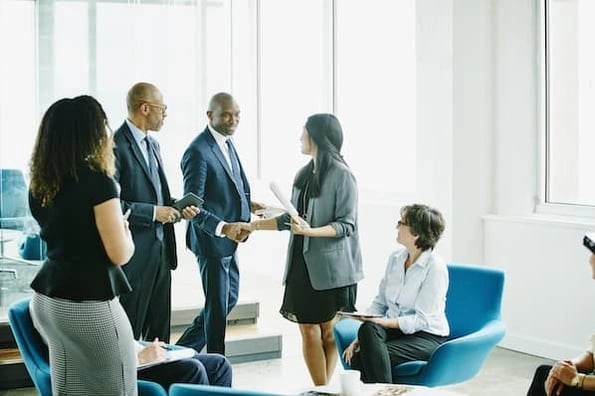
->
<box><xmin>29</xmin><ymin>95</ymin><xmax>115</xmax><ymax>206</ymax></box>
<box><xmin>401</xmin><ymin>204</ymin><xmax>445</xmax><ymax>251</ymax></box>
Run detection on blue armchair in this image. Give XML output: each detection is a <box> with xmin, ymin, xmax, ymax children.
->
<box><xmin>169</xmin><ymin>384</ymin><xmax>283</xmax><ymax>396</ymax></box>
<box><xmin>7</xmin><ymin>297</ymin><xmax>167</xmax><ymax>396</ymax></box>
<box><xmin>334</xmin><ymin>263</ymin><xmax>506</xmax><ymax>387</ymax></box>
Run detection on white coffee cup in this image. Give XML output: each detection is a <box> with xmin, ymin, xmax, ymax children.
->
<box><xmin>340</xmin><ymin>369</ymin><xmax>361</xmax><ymax>396</ymax></box>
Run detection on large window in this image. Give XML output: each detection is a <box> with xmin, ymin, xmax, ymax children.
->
<box><xmin>546</xmin><ymin>0</ymin><xmax>595</xmax><ymax>207</ymax></box>
<box><xmin>0</xmin><ymin>0</ymin><xmax>418</xmax><ymax>313</ymax></box>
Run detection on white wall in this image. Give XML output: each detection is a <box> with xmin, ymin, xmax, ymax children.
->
<box><xmin>174</xmin><ymin>0</ymin><xmax>593</xmax><ymax>361</ymax></box>
<box><xmin>454</xmin><ymin>0</ymin><xmax>595</xmax><ymax>360</ymax></box>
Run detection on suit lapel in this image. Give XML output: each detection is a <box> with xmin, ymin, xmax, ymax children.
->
<box><xmin>122</xmin><ymin>123</ymin><xmax>160</xmax><ymax>201</ymax></box>
<box><xmin>205</xmin><ymin>131</ymin><xmax>236</xmax><ymax>184</ymax></box>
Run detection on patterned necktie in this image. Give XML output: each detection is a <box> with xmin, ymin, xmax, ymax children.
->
<box><xmin>144</xmin><ymin>137</ymin><xmax>163</xmax><ymax>206</ymax></box>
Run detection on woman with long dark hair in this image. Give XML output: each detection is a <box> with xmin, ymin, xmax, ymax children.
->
<box><xmin>28</xmin><ymin>95</ymin><xmax>137</xmax><ymax>395</ymax></box>
<box><xmin>248</xmin><ymin>113</ymin><xmax>363</xmax><ymax>385</ymax></box>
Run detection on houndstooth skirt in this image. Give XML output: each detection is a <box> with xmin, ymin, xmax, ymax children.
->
<box><xmin>30</xmin><ymin>292</ymin><xmax>138</xmax><ymax>395</ymax></box>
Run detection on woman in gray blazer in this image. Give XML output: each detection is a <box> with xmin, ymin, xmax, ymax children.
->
<box><xmin>249</xmin><ymin>113</ymin><xmax>363</xmax><ymax>386</ymax></box>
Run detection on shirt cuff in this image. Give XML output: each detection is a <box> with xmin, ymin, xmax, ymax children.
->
<box><xmin>215</xmin><ymin>221</ymin><xmax>227</xmax><ymax>237</ymax></box>
<box><xmin>152</xmin><ymin>206</ymin><xmax>156</xmax><ymax>222</ymax></box>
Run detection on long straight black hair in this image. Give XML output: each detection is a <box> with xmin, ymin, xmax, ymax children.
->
<box><xmin>294</xmin><ymin>113</ymin><xmax>348</xmax><ymax>197</ymax></box>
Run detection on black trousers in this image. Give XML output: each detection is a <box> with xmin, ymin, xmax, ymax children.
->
<box><xmin>350</xmin><ymin>322</ymin><xmax>447</xmax><ymax>384</ymax></box>
<box><xmin>527</xmin><ymin>365</ymin><xmax>595</xmax><ymax>396</ymax></box>
<box><xmin>120</xmin><ymin>242</ymin><xmax>171</xmax><ymax>343</ymax></box>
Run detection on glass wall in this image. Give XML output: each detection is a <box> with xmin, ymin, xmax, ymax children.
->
<box><xmin>0</xmin><ymin>0</ymin><xmax>418</xmax><ymax>318</ymax></box>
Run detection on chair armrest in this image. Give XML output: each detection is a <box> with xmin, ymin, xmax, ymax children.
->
<box><xmin>333</xmin><ymin>318</ymin><xmax>362</xmax><ymax>369</ymax></box>
<box><xmin>418</xmin><ymin>320</ymin><xmax>507</xmax><ymax>387</ymax></box>
<box><xmin>138</xmin><ymin>380</ymin><xmax>167</xmax><ymax>396</ymax></box>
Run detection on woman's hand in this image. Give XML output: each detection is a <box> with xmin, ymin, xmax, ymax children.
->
<box><xmin>367</xmin><ymin>317</ymin><xmax>398</xmax><ymax>329</ymax></box>
<box><xmin>546</xmin><ymin>360</ymin><xmax>578</xmax><ymax>395</ymax></box>
<box><xmin>343</xmin><ymin>339</ymin><xmax>359</xmax><ymax>365</ymax></box>
<box><xmin>289</xmin><ymin>217</ymin><xmax>311</xmax><ymax>236</ymax></box>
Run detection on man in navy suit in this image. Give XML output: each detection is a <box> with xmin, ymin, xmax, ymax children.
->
<box><xmin>113</xmin><ymin>82</ymin><xmax>199</xmax><ymax>343</ymax></box>
<box><xmin>176</xmin><ymin>92</ymin><xmax>261</xmax><ymax>354</ymax></box>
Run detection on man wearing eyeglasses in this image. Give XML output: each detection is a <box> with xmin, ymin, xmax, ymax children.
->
<box><xmin>113</xmin><ymin>82</ymin><xmax>199</xmax><ymax>343</ymax></box>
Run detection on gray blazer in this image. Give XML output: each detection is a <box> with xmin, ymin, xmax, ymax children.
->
<box><xmin>276</xmin><ymin>162</ymin><xmax>363</xmax><ymax>290</ymax></box>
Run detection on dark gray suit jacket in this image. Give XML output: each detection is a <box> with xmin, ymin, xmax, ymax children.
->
<box><xmin>113</xmin><ymin>122</ymin><xmax>177</xmax><ymax>269</ymax></box>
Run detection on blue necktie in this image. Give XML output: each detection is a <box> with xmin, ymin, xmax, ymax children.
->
<box><xmin>226</xmin><ymin>140</ymin><xmax>250</xmax><ymax>220</ymax></box>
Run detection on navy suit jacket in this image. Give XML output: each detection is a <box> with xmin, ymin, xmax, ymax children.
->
<box><xmin>113</xmin><ymin>122</ymin><xmax>177</xmax><ymax>270</ymax></box>
<box><xmin>181</xmin><ymin>127</ymin><xmax>251</xmax><ymax>258</ymax></box>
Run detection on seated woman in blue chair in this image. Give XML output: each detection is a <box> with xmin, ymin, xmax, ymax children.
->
<box><xmin>526</xmin><ymin>254</ymin><xmax>595</xmax><ymax>396</ymax></box>
<box><xmin>342</xmin><ymin>204</ymin><xmax>449</xmax><ymax>384</ymax></box>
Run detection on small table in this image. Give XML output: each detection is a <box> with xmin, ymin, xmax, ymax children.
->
<box><xmin>307</xmin><ymin>384</ymin><xmax>465</xmax><ymax>396</ymax></box>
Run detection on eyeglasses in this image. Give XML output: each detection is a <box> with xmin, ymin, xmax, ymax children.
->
<box><xmin>144</xmin><ymin>102</ymin><xmax>167</xmax><ymax>114</ymax></box>
<box><xmin>397</xmin><ymin>220</ymin><xmax>409</xmax><ymax>227</ymax></box>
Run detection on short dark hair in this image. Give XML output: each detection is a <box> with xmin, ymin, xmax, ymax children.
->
<box><xmin>401</xmin><ymin>204</ymin><xmax>445</xmax><ymax>251</ymax></box>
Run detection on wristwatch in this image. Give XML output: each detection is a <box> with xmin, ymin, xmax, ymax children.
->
<box><xmin>571</xmin><ymin>373</ymin><xmax>586</xmax><ymax>388</ymax></box>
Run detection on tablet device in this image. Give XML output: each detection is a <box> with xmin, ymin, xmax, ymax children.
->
<box><xmin>173</xmin><ymin>192</ymin><xmax>204</xmax><ymax>212</ymax></box>
<box><xmin>337</xmin><ymin>311</ymin><xmax>383</xmax><ymax>320</ymax></box>
<box><xmin>584</xmin><ymin>232</ymin><xmax>595</xmax><ymax>254</ymax></box>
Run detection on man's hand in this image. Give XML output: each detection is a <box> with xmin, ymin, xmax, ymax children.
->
<box><xmin>155</xmin><ymin>206</ymin><xmax>181</xmax><ymax>224</ymax></box>
<box><xmin>251</xmin><ymin>201</ymin><xmax>266</xmax><ymax>214</ymax></box>
<box><xmin>222</xmin><ymin>222</ymin><xmax>252</xmax><ymax>243</ymax></box>
<box><xmin>181</xmin><ymin>205</ymin><xmax>200</xmax><ymax>220</ymax></box>
<box><xmin>138</xmin><ymin>338</ymin><xmax>167</xmax><ymax>366</ymax></box>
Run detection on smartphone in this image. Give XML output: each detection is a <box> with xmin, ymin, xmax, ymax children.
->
<box><xmin>123</xmin><ymin>208</ymin><xmax>132</xmax><ymax>221</ymax></box>
<box><xmin>583</xmin><ymin>232</ymin><xmax>595</xmax><ymax>254</ymax></box>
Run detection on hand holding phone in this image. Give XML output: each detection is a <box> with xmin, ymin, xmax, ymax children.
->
<box><xmin>583</xmin><ymin>232</ymin><xmax>595</xmax><ymax>254</ymax></box>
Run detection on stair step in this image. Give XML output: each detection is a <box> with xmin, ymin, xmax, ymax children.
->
<box><xmin>225</xmin><ymin>324</ymin><xmax>282</xmax><ymax>364</ymax></box>
<box><xmin>170</xmin><ymin>323</ymin><xmax>282</xmax><ymax>364</ymax></box>
<box><xmin>171</xmin><ymin>301</ymin><xmax>259</xmax><ymax>328</ymax></box>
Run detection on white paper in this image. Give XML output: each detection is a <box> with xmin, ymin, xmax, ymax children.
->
<box><xmin>137</xmin><ymin>346</ymin><xmax>195</xmax><ymax>370</ymax></box>
<box><xmin>269</xmin><ymin>181</ymin><xmax>308</xmax><ymax>226</ymax></box>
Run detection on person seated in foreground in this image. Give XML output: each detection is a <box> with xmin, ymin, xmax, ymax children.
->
<box><xmin>526</xmin><ymin>254</ymin><xmax>595</xmax><ymax>396</ymax></box>
<box><xmin>342</xmin><ymin>204</ymin><xmax>449</xmax><ymax>384</ymax></box>
<box><xmin>137</xmin><ymin>338</ymin><xmax>232</xmax><ymax>391</ymax></box>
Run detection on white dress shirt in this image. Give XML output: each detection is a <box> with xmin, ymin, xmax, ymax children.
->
<box><xmin>125</xmin><ymin>119</ymin><xmax>157</xmax><ymax>221</ymax></box>
<box><xmin>207</xmin><ymin>124</ymin><xmax>236</xmax><ymax>237</ymax></box>
<box><xmin>367</xmin><ymin>247</ymin><xmax>450</xmax><ymax>336</ymax></box>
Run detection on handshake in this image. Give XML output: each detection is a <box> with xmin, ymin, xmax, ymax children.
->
<box><xmin>221</xmin><ymin>222</ymin><xmax>253</xmax><ymax>243</ymax></box>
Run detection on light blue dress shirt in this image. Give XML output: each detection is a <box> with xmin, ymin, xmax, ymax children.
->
<box><xmin>367</xmin><ymin>247</ymin><xmax>450</xmax><ymax>336</ymax></box>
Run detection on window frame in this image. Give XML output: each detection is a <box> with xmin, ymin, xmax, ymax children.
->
<box><xmin>537</xmin><ymin>0</ymin><xmax>595</xmax><ymax>218</ymax></box>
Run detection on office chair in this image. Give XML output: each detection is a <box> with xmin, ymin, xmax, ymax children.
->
<box><xmin>334</xmin><ymin>263</ymin><xmax>506</xmax><ymax>387</ymax></box>
<box><xmin>0</xmin><ymin>169</ymin><xmax>30</xmax><ymax>230</ymax></box>
<box><xmin>7</xmin><ymin>297</ymin><xmax>167</xmax><ymax>396</ymax></box>
<box><xmin>169</xmin><ymin>384</ymin><xmax>283</xmax><ymax>396</ymax></box>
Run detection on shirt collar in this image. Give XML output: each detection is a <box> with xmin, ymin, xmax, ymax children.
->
<box><xmin>208</xmin><ymin>123</ymin><xmax>231</xmax><ymax>146</ymax></box>
<box><xmin>126</xmin><ymin>119</ymin><xmax>149</xmax><ymax>146</ymax></box>
<box><xmin>396</xmin><ymin>247</ymin><xmax>433</xmax><ymax>269</ymax></box>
